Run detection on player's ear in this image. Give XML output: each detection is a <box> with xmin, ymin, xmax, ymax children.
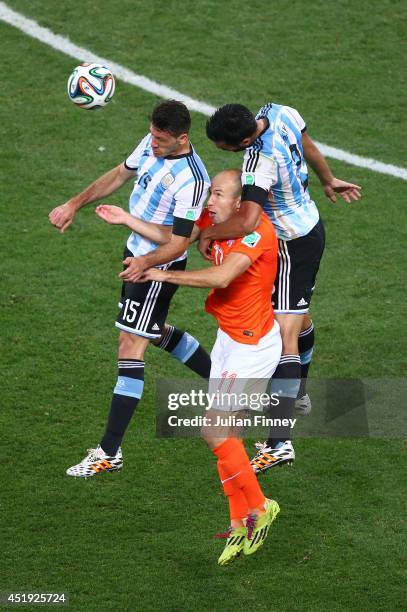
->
<box><xmin>235</xmin><ymin>197</ymin><xmax>241</xmax><ymax>211</ymax></box>
<box><xmin>240</xmin><ymin>137</ymin><xmax>252</xmax><ymax>147</ymax></box>
<box><xmin>177</xmin><ymin>133</ymin><xmax>188</xmax><ymax>145</ymax></box>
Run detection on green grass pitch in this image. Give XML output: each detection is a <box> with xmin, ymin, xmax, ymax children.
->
<box><xmin>1</xmin><ymin>1</ymin><xmax>406</xmax><ymax>610</ymax></box>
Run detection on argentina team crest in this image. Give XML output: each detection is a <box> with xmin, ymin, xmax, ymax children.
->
<box><xmin>161</xmin><ymin>173</ymin><xmax>175</xmax><ymax>189</ymax></box>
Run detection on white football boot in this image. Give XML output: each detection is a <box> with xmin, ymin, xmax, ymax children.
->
<box><xmin>250</xmin><ymin>440</ymin><xmax>295</xmax><ymax>474</ymax></box>
<box><xmin>295</xmin><ymin>393</ymin><xmax>312</xmax><ymax>416</ymax></box>
<box><xmin>66</xmin><ymin>446</ymin><xmax>123</xmax><ymax>478</ymax></box>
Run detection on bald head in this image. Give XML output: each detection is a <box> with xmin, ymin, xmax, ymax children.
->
<box><xmin>211</xmin><ymin>169</ymin><xmax>242</xmax><ymax>199</ymax></box>
<box><xmin>207</xmin><ymin>168</ymin><xmax>242</xmax><ymax>224</ymax></box>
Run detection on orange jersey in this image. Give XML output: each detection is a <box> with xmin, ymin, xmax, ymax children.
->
<box><xmin>197</xmin><ymin>209</ymin><xmax>278</xmax><ymax>344</ymax></box>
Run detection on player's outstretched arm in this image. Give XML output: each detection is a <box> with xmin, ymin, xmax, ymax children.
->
<box><xmin>95</xmin><ymin>204</ymin><xmax>172</xmax><ymax>245</ymax></box>
<box><xmin>141</xmin><ymin>252</ymin><xmax>251</xmax><ymax>289</ymax></box>
<box><xmin>321</xmin><ymin>177</ymin><xmax>362</xmax><ymax>204</ymax></box>
<box><xmin>49</xmin><ymin>163</ymin><xmax>136</xmax><ymax>233</ymax></box>
<box><xmin>119</xmin><ymin>214</ymin><xmax>203</xmax><ymax>282</ymax></box>
<box><xmin>198</xmin><ymin>201</ymin><xmax>261</xmax><ymax>259</ymax></box>
<box><xmin>302</xmin><ymin>132</ymin><xmax>362</xmax><ymax>203</ymax></box>
<box><xmin>119</xmin><ymin>233</ymin><xmax>191</xmax><ymax>282</ymax></box>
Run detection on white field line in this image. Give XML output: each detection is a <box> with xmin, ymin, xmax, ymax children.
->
<box><xmin>1</xmin><ymin>1</ymin><xmax>406</xmax><ymax>181</ymax></box>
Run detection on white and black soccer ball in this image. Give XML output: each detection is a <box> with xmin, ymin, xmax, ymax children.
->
<box><xmin>67</xmin><ymin>63</ymin><xmax>115</xmax><ymax>110</ymax></box>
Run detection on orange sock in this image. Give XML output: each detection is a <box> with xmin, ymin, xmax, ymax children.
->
<box><xmin>213</xmin><ymin>437</ymin><xmax>266</xmax><ymax>510</ymax></box>
<box><xmin>217</xmin><ymin>461</ymin><xmax>248</xmax><ymax>520</ymax></box>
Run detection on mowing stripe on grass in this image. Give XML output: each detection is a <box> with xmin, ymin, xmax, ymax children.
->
<box><xmin>1</xmin><ymin>1</ymin><xmax>406</xmax><ymax>181</ymax></box>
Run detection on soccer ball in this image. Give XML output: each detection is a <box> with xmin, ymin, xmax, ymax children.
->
<box><xmin>67</xmin><ymin>63</ymin><xmax>115</xmax><ymax>110</ymax></box>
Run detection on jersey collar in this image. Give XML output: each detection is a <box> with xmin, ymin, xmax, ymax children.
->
<box><xmin>165</xmin><ymin>145</ymin><xmax>193</xmax><ymax>160</ymax></box>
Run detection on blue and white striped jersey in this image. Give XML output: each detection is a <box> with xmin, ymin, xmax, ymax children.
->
<box><xmin>124</xmin><ymin>134</ymin><xmax>210</xmax><ymax>258</ymax></box>
<box><xmin>242</xmin><ymin>103</ymin><xmax>319</xmax><ymax>240</ymax></box>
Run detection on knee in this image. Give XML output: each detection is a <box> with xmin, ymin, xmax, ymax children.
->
<box><xmin>279</xmin><ymin>327</ymin><xmax>300</xmax><ymax>355</ymax></box>
<box><xmin>201</xmin><ymin>424</ymin><xmax>213</xmax><ymax>445</ymax></box>
<box><xmin>281</xmin><ymin>338</ymin><xmax>298</xmax><ymax>355</ymax></box>
<box><xmin>118</xmin><ymin>331</ymin><xmax>146</xmax><ymax>359</ymax></box>
<box><xmin>118</xmin><ymin>332</ymin><xmax>134</xmax><ymax>352</ymax></box>
<box><xmin>201</xmin><ymin>416</ymin><xmax>223</xmax><ymax>449</ymax></box>
<box><xmin>276</xmin><ymin>316</ymin><xmax>305</xmax><ymax>355</ymax></box>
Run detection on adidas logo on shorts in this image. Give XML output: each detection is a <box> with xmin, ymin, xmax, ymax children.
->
<box><xmin>297</xmin><ymin>298</ymin><xmax>308</xmax><ymax>307</ymax></box>
<box><xmin>152</xmin><ymin>323</ymin><xmax>160</xmax><ymax>331</ymax></box>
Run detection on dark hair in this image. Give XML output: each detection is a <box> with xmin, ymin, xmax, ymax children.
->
<box><xmin>151</xmin><ymin>100</ymin><xmax>191</xmax><ymax>136</ymax></box>
<box><xmin>206</xmin><ymin>104</ymin><xmax>257</xmax><ymax>146</ymax></box>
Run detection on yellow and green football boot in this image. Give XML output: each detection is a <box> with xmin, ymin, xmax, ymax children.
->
<box><xmin>244</xmin><ymin>499</ymin><xmax>280</xmax><ymax>556</ymax></box>
<box><xmin>217</xmin><ymin>526</ymin><xmax>247</xmax><ymax>566</ymax></box>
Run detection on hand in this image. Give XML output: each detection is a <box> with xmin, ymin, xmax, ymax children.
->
<box><xmin>48</xmin><ymin>202</ymin><xmax>76</xmax><ymax>233</ymax></box>
<box><xmin>140</xmin><ymin>267</ymin><xmax>167</xmax><ymax>283</ymax></box>
<box><xmin>119</xmin><ymin>256</ymin><xmax>147</xmax><ymax>282</ymax></box>
<box><xmin>198</xmin><ymin>230</ymin><xmax>213</xmax><ymax>261</ymax></box>
<box><xmin>95</xmin><ymin>204</ymin><xmax>128</xmax><ymax>225</ymax></box>
<box><xmin>324</xmin><ymin>178</ymin><xmax>362</xmax><ymax>204</ymax></box>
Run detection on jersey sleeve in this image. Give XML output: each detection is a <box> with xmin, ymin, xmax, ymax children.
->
<box><xmin>173</xmin><ymin>178</ymin><xmax>209</xmax><ymax>223</ymax></box>
<box><xmin>124</xmin><ymin>134</ymin><xmax>151</xmax><ymax>171</ymax></box>
<box><xmin>228</xmin><ymin>217</ymin><xmax>276</xmax><ymax>264</ymax></box>
<box><xmin>285</xmin><ymin>106</ymin><xmax>307</xmax><ymax>133</ymax></box>
<box><xmin>241</xmin><ymin>149</ymin><xmax>278</xmax><ymax>194</ymax></box>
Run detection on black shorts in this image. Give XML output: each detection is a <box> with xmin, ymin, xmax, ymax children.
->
<box><xmin>116</xmin><ymin>248</ymin><xmax>187</xmax><ymax>338</ymax></box>
<box><xmin>272</xmin><ymin>218</ymin><xmax>325</xmax><ymax>314</ymax></box>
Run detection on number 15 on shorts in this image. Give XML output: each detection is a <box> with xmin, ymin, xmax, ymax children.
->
<box><xmin>122</xmin><ymin>299</ymin><xmax>140</xmax><ymax>323</ymax></box>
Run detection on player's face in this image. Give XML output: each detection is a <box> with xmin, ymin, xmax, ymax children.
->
<box><xmin>207</xmin><ymin>177</ymin><xmax>240</xmax><ymax>224</ymax></box>
<box><xmin>150</xmin><ymin>124</ymin><xmax>187</xmax><ymax>157</ymax></box>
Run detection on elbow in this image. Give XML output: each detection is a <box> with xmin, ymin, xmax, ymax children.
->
<box><xmin>214</xmin><ymin>274</ymin><xmax>233</xmax><ymax>289</ymax></box>
<box><xmin>217</xmin><ymin>280</ymin><xmax>229</xmax><ymax>289</ymax></box>
<box><xmin>159</xmin><ymin>235</ymin><xmax>172</xmax><ymax>246</ymax></box>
